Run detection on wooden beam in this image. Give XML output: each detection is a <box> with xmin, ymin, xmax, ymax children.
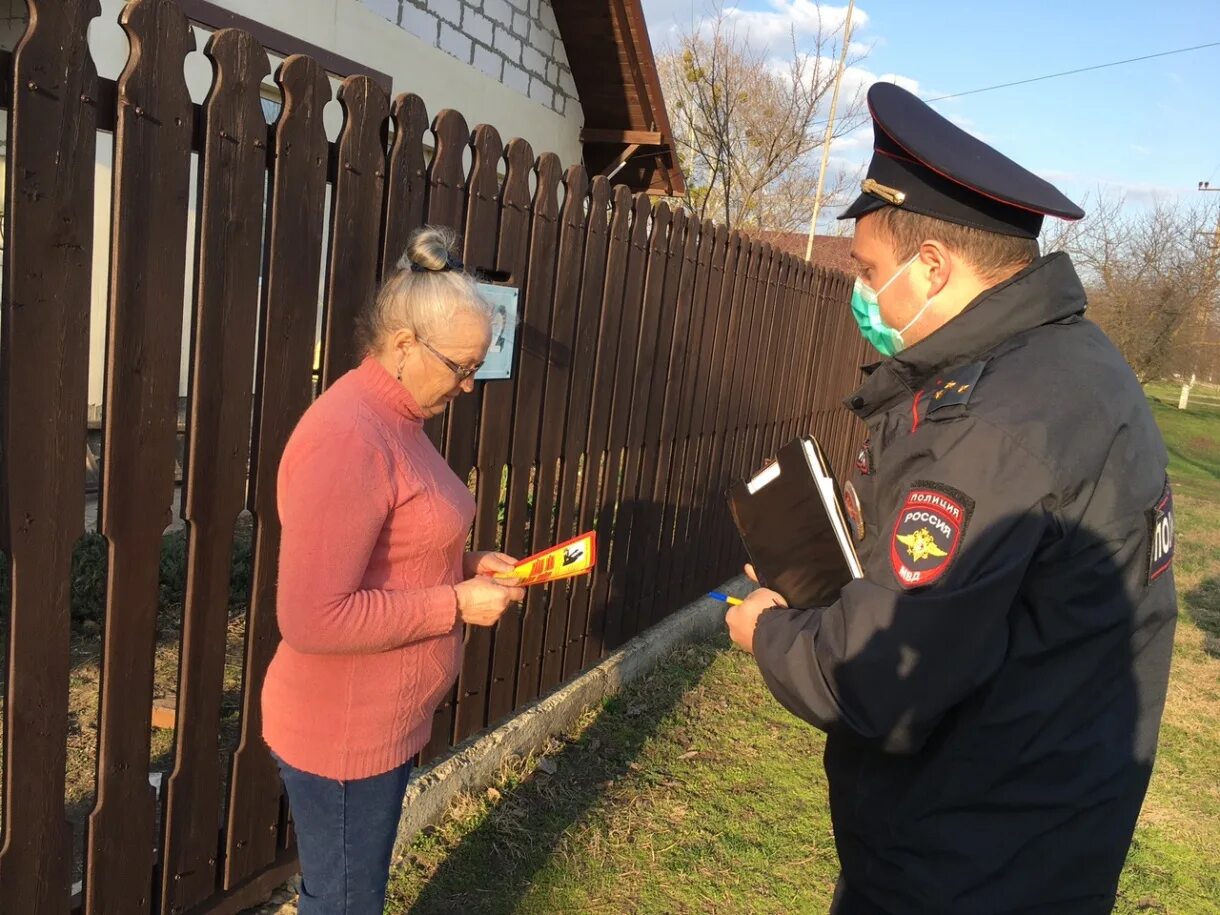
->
<box><xmin>600</xmin><ymin>143</ymin><xmax>641</xmax><ymax>179</ymax></box>
<box><xmin>581</xmin><ymin>127</ymin><xmax>663</xmax><ymax>145</ymax></box>
<box><xmin>608</xmin><ymin>0</ymin><xmax>655</xmax><ymax>129</ymax></box>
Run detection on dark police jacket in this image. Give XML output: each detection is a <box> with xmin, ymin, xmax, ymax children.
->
<box><xmin>752</xmin><ymin>253</ymin><xmax>1178</xmax><ymax>914</ymax></box>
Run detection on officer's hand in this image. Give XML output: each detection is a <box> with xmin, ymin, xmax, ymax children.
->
<box><xmin>743</xmin><ymin>563</ymin><xmax>759</xmax><ymax>584</ymax></box>
<box><xmin>726</xmin><ymin>587</ymin><xmax>786</xmax><ymax>654</ymax></box>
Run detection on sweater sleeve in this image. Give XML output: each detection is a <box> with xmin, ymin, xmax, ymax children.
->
<box><xmin>275</xmin><ymin>422</ymin><xmax>458</xmax><ymax>654</ymax></box>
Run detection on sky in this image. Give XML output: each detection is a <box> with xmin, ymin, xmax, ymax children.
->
<box><xmin>640</xmin><ymin>0</ymin><xmax>1220</xmax><ymax>232</ymax></box>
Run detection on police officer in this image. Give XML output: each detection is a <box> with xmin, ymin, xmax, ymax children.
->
<box><xmin>725</xmin><ymin>83</ymin><xmax>1177</xmax><ymax>914</ymax></box>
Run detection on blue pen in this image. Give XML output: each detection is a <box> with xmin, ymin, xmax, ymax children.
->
<box><xmin>707</xmin><ymin>590</ymin><xmax>744</xmax><ymax>606</ymax></box>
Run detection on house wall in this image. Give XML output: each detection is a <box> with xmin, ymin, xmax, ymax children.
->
<box><xmin>359</xmin><ymin>0</ymin><xmax>579</xmax><ymax>119</ymax></box>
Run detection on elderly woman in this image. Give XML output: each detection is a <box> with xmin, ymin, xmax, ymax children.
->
<box><xmin>262</xmin><ymin>226</ymin><xmax>524</xmax><ymax>914</ymax></box>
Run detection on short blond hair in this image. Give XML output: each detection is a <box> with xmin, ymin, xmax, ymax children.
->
<box><xmin>358</xmin><ymin>226</ymin><xmax>494</xmax><ymax>352</ymax></box>
<box><xmin>870</xmin><ymin>207</ymin><xmax>1039</xmax><ymax>281</ymax></box>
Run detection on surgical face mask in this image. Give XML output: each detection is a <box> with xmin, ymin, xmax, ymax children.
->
<box><xmin>850</xmin><ymin>255</ymin><xmax>937</xmax><ymax>357</ymax></box>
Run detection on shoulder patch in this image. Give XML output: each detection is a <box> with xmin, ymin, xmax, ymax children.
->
<box><xmin>925</xmin><ymin>361</ymin><xmax>987</xmax><ymax>415</ymax></box>
<box><xmin>890</xmin><ymin>481</ymin><xmax>975</xmax><ymax>589</ymax></box>
<box><xmin>1147</xmin><ymin>478</ymin><xmax>1174</xmax><ymax>584</ymax></box>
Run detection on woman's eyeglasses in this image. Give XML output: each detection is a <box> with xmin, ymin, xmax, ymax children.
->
<box><xmin>419</xmin><ymin>338</ymin><xmax>483</xmax><ymax>382</ymax></box>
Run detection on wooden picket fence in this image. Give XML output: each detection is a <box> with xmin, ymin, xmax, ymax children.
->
<box><xmin>0</xmin><ymin>0</ymin><xmax>866</xmax><ymax>911</ymax></box>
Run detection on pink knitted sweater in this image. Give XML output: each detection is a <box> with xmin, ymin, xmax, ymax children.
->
<box><xmin>262</xmin><ymin>356</ymin><xmax>473</xmax><ymax>780</ymax></box>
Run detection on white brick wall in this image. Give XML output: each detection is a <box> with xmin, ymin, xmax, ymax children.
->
<box><xmin>438</xmin><ymin>20</ymin><xmax>474</xmax><ymax>62</ymax></box>
<box><xmin>362</xmin><ymin>0</ymin><xmax>400</xmax><ymax>24</ymax></box>
<box><xmin>502</xmin><ymin>60</ymin><xmax>530</xmax><ymax>95</ymax></box>
<box><xmin>473</xmin><ymin>43</ymin><xmax>502</xmax><ymax>79</ymax></box>
<box><xmin>399</xmin><ymin>3</ymin><xmax>440</xmax><ymax>43</ymax></box>
<box><xmin>462</xmin><ymin>8</ymin><xmax>495</xmax><ymax>45</ymax></box>
<box><xmin>364</xmin><ymin>0</ymin><xmax>577</xmax><ymax>116</ymax></box>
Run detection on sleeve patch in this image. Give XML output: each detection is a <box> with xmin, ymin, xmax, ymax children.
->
<box><xmin>890</xmin><ymin>481</ymin><xmax>975</xmax><ymax>589</ymax></box>
<box><xmin>1147</xmin><ymin>478</ymin><xmax>1174</xmax><ymax>584</ymax></box>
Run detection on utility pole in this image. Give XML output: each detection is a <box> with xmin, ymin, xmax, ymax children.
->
<box><xmin>1188</xmin><ymin>180</ymin><xmax>1220</xmax><ymax>403</ymax></box>
<box><xmin>805</xmin><ymin>0</ymin><xmax>856</xmax><ymax>263</ymax></box>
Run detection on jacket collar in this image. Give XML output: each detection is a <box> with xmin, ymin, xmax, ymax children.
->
<box><xmin>846</xmin><ymin>252</ymin><xmax>1087</xmax><ymax>418</ymax></box>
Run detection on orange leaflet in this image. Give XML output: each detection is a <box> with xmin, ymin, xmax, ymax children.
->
<box><xmin>500</xmin><ymin>531</ymin><xmax>597</xmax><ymax>587</ymax></box>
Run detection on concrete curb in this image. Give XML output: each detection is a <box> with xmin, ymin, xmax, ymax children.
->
<box><xmin>393</xmin><ymin>574</ymin><xmax>752</xmax><ymax>851</ymax></box>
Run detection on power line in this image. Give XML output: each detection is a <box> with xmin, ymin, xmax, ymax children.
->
<box><xmin>922</xmin><ymin>41</ymin><xmax>1220</xmax><ymax>103</ymax></box>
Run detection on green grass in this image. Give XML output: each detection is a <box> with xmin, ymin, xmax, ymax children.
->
<box><xmin>381</xmin><ymin>386</ymin><xmax>1220</xmax><ymax>913</ymax></box>
<box><xmin>388</xmin><ymin>641</ymin><xmax>838</xmax><ymax>915</ymax></box>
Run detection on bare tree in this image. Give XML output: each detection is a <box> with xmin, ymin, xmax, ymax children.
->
<box><xmin>658</xmin><ymin>4</ymin><xmax>868</xmax><ymax>232</ymax></box>
<box><xmin>1044</xmin><ymin>192</ymin><xmax>1220</xmax><ymax>383</ymax></box>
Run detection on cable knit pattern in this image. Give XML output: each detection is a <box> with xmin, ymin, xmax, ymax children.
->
<box><xmin>262</xmin><ymin>356</ymin><xmax>474</xmax><ymax>780</ymax></box>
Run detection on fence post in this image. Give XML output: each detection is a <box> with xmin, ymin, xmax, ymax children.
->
<box><xmin>0</xmin><ymin>1</ymin><xmax>98</xmax><ymax>911</ymax></box>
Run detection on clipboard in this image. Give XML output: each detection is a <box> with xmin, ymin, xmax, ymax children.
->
<box><xmin>726</xmin><ymin>435</ymin><xmax>862</xmax><ymax>607</ymax></box>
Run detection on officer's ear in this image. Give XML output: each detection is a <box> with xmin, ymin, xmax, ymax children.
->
<box><xmin>916</xmin><ymin>239</ymin><xmax>953</xmax><ymax>299</ymax></box>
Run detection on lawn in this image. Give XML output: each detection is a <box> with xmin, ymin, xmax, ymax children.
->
<box><xmin>385</xmin><ymin>386</ymin><xmax>1220</xmax><ymax>915</ymax></box>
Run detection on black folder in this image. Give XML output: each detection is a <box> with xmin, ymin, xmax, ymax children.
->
<box><xmin>727</xmin><ymin>435</ymin><xmax>863</xmax><ymax>607</ymax></box>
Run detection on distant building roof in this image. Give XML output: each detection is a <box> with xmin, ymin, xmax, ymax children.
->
<box><xmin>747</xmin><ymin>231</ymin><xmax>855</xmax><ymax>275</ymax></box>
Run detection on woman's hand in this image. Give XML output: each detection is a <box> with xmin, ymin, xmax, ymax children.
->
<box><xmin>454</xmin><ymin>577</ymin><xmax>526</xmax><ymax>627</ymax></box>
<box><xmin>463</xmin><ymin>550</ymin><xmax>519</xmax><ymax>579</ymax></box>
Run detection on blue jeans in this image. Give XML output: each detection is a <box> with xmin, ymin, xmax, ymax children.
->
<box><xmin>275</xmin><ymin>755</ymin><xmax>414</xmax><ymax>915</ymax></box>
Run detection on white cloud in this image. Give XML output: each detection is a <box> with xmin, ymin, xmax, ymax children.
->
<box><xmin>723</xmin><ymin>1</ymin><xmax>869</xmax><ymax>48</ymax></box>
<box><xmin>644</xmin><ymin>0</ymin><xmax>870</xmax><ymax>57</ymax></box>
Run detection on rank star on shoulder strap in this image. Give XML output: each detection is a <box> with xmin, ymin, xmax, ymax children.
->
<box><xmin>921</xmin><ymin>361</ymin><xmax>988</xmax><ymax>420</ymax></box>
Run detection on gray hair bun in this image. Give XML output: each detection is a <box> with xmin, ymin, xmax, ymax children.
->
<box><xmin>399</xmin><ymin>226</ymin><xmax>462</xmax><ymax>273</ymax></box>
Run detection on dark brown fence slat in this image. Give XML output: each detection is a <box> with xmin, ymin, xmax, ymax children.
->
<box><xmin>701</xmin><ymin>237</ymin><xmax>756</xmax><ymax>584</ymax></box>
<box><xmin>607</xmin><ymin>202</ymin><xmax>674</xmax><ymax>644</ymax></box>
<box><xmin>535</xmin><ymin>166</ymin><xmax>591</xmax><ymax>696</ymax></box>
<box><xmin>319</xmin><ymin>76</ymin><xmax>388</xmax><ymax>389</ymax></box>
<box><xmin>582</xmin><ymin>192</ymin><xmax>652</xmax><ymax>663</ymax></box>
<box><xmin>809</xmin><ymin>271</ymin><xmax>835</xmax><ymax>450</ymax></box>
<box><xmin>565</xmin><ymin>185</ymin><xmax>632</xmax><ymax>672</ymax></box>
<box><xmin>444</xmin><ymin>121</ymin><xmax>500</xmax><ymax>480</ymax></box>
<box><xmin>450</xmin><ymin>137</ymin><xmax>533</xmax><ymax>746</ymax></box>
<box><xmin>713</xmin><ymin>237</ymin><xmax>760</xmax><ymax>496</ymax></box>
<box><xmin>621</xmin><ymin>207</ymin><xmax>688</xmax><ymax>637</ymax></box>
<box><xmin>85</xmin><ymin>3</ymin><xmax>195</xmax><ymax>912</ymax></box>
<box><xmin>556</xmin><ymin>177</ymin><xmax>612</xmax><ymax>681</ymax></box>
<box><xmin>490</xmin><ymin>152</ymin><xmax>561</xmax><ymax>721</ymax></box>
<box><xmin>381</xmin><ymin>93</ymin><xmax>430</xmax><ymax>280</ymax></box>
<box><xmin>786</xmin><ymin>260</ymin><xmax>810</xmax><ymax>444</ymax></box>
<box><xmin>807</xmin><ymin>269</ymin><xmax>836</xmax><ymax>444</ymax></box>
<box><xmin>225</xmin><ymin>54</ymin><xmax>331</xmax><ymax>889</ymax></box>
<box><xmin>679</xmin><ymin>230</ymin><xmax>742</xmax><ymax>599</ymax></box>
<box><xmin>659</xmin><ymin>222</ymin><xmax>723</xmax><ymax>614</ymax></box>
<box><xmin>639</xmin><ymin>211</ymin><xmax>699</xmax><ymax>629</ymax></box>
<box><xmin>764</xmin><ymin>252</ymin><xmax>798</xmax><ymax>460</ymax></box>
<box><xmin>779</xmin><ymin>259</ymin><xmax>808</xmax><ymax>447</ymax></box>
<box><xmin>753</xmin><ymin>252</ymin><xmax>784</xmax><ymax>463</ymax></box>
<box><xmin>421</xmin><ymin>114</ymin><xmax>491</xmax><ymax>761</ymax></box>
<box><xmin>514</xmin><ymin>156</ymin><xmax>579</xmax><ymax>707</ymax></box>
<box><xmin>415</xmin><ymin>109</ymin><xmax>469</xmax><ymax>451</ymax></box>
<box><xmin>159</xmin><ymin>29</ymin><xmax>269</xmax><ymax>914</ymax></box>
<box><xmin>794</xmin><ymin>263</ymin><xmax>823</xmax><ymax>442</ymax></box>
<box><xmin>0</xmin><ymin>2</ymin><xmax>98</xmax><ymax>912</ymax></box>
<box><xmin>715</xmin><ymin>242</ymin><xmax>772</xmax><ymax>574</ymax></box>
<box><xmin>672</xmin><ymin>223</ymin><xmax>732</xmax><ymax>607</ymax></box>
<box><xmin>785</xmin><ymin>258</ymin><xmax>810</xmax><ymax>441</ymax></box>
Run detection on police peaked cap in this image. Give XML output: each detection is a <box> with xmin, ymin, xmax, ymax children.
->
<box><xmin>840</xmin><ymin>82</ymin><xmax>1085</xmax><ymax>239</ymax></box>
